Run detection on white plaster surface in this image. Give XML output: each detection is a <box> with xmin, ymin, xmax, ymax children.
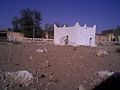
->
<box><xmin>54</xmin><ymin>22</ymin><xmax>96</xmax><ymax>46</ymax></box>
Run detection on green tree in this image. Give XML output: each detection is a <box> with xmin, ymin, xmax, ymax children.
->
<box><xmin>43</xmin><ymin>23</ymin><xmax>69</xmax><ymax>39</ymax></box>
<box><xmin>44</xmin><ymin>23</ymin><xmax>54</xmax><ymax>39</ymax></box>
<box><xmin>11</xmin><ymin>16</ymin><xmax>20</xmax><ymax>32</ymax></box>
<box><xmin>11</xmin><ymin>8</ymin><xmax>42</xmax><ymax>38</ymax></box>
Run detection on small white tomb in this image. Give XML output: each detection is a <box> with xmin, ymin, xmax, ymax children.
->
<box><xmin>54</xmin><ymin>22</ymin><xmax>96</xmax><ymax>46</ymax></box>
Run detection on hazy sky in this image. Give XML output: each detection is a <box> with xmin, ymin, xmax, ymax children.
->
<box><xmin>0</xmin><ymin>0</ymin><xmax>120</xmax><ymax>32</ymax></box>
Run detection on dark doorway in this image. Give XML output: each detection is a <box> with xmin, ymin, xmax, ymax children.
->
<box><xmin>89</xmin><ymin>38</ymin><xmax>92</xmax><ymax>46</ymax></box>
<box><xmin>65</xmin><ymin>36</ymin><xmax>69</xmax><ymax>45</ymax></box>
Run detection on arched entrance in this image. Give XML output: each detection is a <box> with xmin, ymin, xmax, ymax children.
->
<box><xmin>64</xmin><ymin>36</ymin><xmax>69</xmax><ymax>45</ymax></box>
<box><xmin>89</xmin><ymin>38</ymin><xmax>92</xmax><ymax>46</ymax></box>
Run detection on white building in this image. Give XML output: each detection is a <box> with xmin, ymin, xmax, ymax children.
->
<box><xmin>54</xmin><ymin>22</ymin><xmax>96</xmax><ymax>46</ymax></box>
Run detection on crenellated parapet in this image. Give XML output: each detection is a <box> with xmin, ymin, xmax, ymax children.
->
<box><xmin>54</xmin><ymin>22</ymin><xmax>96</xmax><ymax>30</ymax></box>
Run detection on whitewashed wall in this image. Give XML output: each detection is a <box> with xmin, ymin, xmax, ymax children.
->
<box><xmin>54</xmin><ymin>22</ymin><xmax>96</xmax><ymax>46</ymax></box>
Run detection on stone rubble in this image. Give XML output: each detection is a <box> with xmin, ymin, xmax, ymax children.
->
<box><xmin>97</xmin><ymin>70</ymin><xmax>114</xmax><ymax>79</ymax></box>
<box><xmin>48</xmin><ymin>72</ymin><xmax>58</xmax><ymax>83</ymax></box>
<box><xmin>0</xmin><ymin>70</ymin><xmax>34</xmax><ymax>86</ymax></box>
<box><xmin>29</xmin><ymin>56</ymin><xmax>33</xmax><ymax>60</ymax></box>
<box><xmin>36</xmin><ymin>48</ymin><xmax>48</xmax><ymax>53</ymax></box>
<box><xmin>43</xmin><ymin>60</ymin><xmax>51</xmax><ymax>67</ymax></box>
<box><xmin>78</xmin><ymin>85</ymin><xmax>86</xmax><ymax>90</ymax></box>
<box><xmin>96</xmin><ymin>49</ymin><xmax>108</xmax><ymax>57</ymax></box>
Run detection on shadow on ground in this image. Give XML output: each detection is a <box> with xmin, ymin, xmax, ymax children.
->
<box><xmin>116</xmin><ymin>48</ymin><xmax>120</xmax><ymax>53</ymax></box>
<box><xmin>92</xmin><ymin>72</ymin><xmax>120</xmax><ymax>90</ymax></box>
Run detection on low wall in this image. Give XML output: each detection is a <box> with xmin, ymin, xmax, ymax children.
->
<box><xmin>11</xmin><ymin>37</ymin><xmax>54</xmax><ymax>45</ymax></box>
<box><xmin>22</xmin><ymin>38</ymin><xmax>54</xmax><ymax>44</ymax></box>
<box><xmin>7</xmin><ymin>31</ymin><xmax>54</xmax><ymax>44</ymax></box>
<box><xmin>7</xmin><ymin>31</ymin><xmax>24</xmax><ymax>41</ymax></box>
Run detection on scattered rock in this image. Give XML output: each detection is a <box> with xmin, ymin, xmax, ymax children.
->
<box><xmin>0</xmin><ymin>71</ymin><xmax>6</xmax><ymax>80</ymax></box>
<box><xmin>43</xmin><ymin>60</ymin><xmax>51</xmax><ymax>67</ymax></box>
<box><xmin>90</xmin><ymin>77</ymin><xmax>93</xmax><ymax>80</ymax></box>
<box><xmin>83</xmin><ymin>80</ymin><xmax>88</xmax><ymax>84</ymax></box>
<box><xmin>78</xmin><ymin>85</ymin><xmax>86</xmax><ymax>90</ymax></box>
<box><xmin>97</xmin><ymin>70</ymin><xmax>114</xmax><ymax>79</ymax></box>
<box><xmin>96</xmin><ymin>49</ymin><xmax>108</xmax><ymax>57</ymax></box>
<box><xmin>50</xmin><ymin>78</ymin><xmax>59</xmax><ymax>83</ymax></box>
<box><xmin>29</xmin><ymin>56</ymin><xmax>33</xmax><ymax>60</ymax></box>
<box><xmin>48</xmin><ymin>72</ymin><xmax>58</xmax><ymax>83</ymax></box>
<box><xmin>46</xmin><ymin>82</ymin><xmax>51</xmax><ymax>87</ymax></box>
<box><xmin>93</xmin><ymin>78</ymin><xmax>103</xmax><ymax>86</ymax></box>
<box><xmin>39</xmin><ymin>82</ymin><xmax>45</xmax><ymax>86</ymax></box>
<box><xmin>1</xmin><ymin>70</ymin><xmax>34</xmax><ymax>86</ymax></box>
<box><xmin>36</xmin><ymin>48</ymin><xmax>48</xmax><ymax>53</ymax></box>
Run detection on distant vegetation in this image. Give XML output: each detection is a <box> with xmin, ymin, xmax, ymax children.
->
<box><xmin>102</xmin><ymin>26</ymin><xmax>120</xmax><ymax>41</ymax></box>
<box><xmin>114</xmin><ymin>26</ymin><xmax>120</xmax><ymax>41</ymax></box>
<box><xmin>11</xmin><ymin>8</ymin><xmax>70</xmax><ymax>38</ymax></box>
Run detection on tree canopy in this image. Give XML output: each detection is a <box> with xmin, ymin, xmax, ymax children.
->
<box><xmin>44</xmin><ymin>23</ymin><xmax>54</xmax><ymax>39</ymax></box>
<box><xmin>11</xmin><ymin>8</ymin><xmax>42</xmax><ymax>38</ymax></box>
<box><xmin>114</xmin><ymin>26</ymin><xmax>120</xmax><ymax>36</ymax></box>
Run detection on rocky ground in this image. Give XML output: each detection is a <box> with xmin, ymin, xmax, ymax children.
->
<box><xmin>0</xmin><ymin>40</ymin><xmax>120</xmax><ymax>90</ymax></box>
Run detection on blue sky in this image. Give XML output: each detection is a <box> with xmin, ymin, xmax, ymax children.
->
<box><xmin>0</xmin><ymin>0</ymin><xmax>120</xmax><ymax>33</ymax></box>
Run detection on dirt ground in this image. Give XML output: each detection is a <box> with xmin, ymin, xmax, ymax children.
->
<box><xmin>0</xmin><ymin>41</ymin><xmax>120</xmax><ymax>90</ymax></box>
